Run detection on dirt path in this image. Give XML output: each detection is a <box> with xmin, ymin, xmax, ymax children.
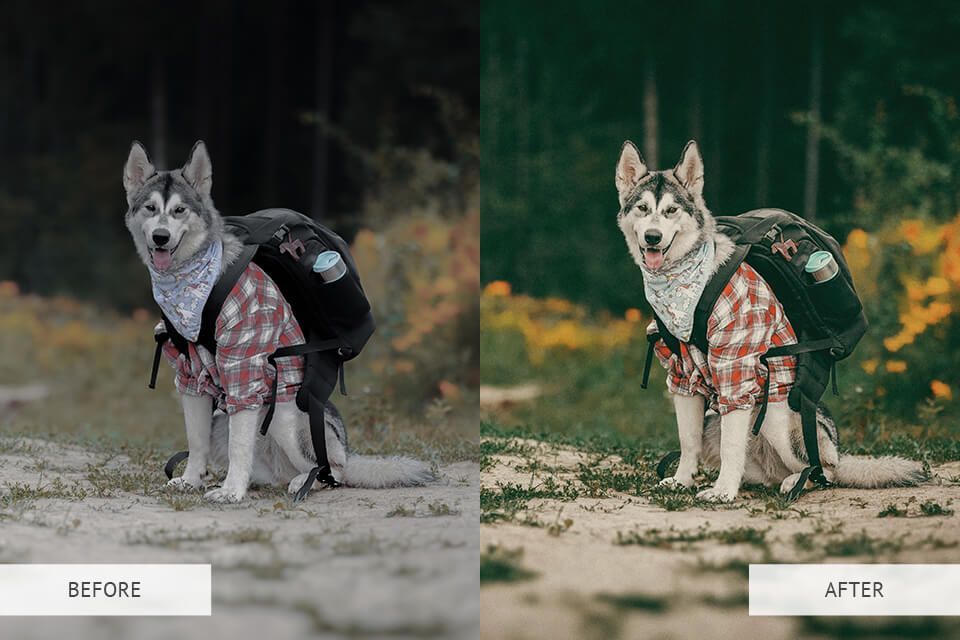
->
<box><xmin>481</xmin><ymin>437</ymin><xmax>960</xmax><ymax>640</ymax></box>
<box><xmin>0</xmin><ymin>437</ymin><xmax>479</xmax><ymax>640</ymax></box>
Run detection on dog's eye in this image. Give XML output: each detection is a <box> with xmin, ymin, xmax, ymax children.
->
<box><xmin>636</xmin><ymin>203</ymin><xmax>648</xmax><ymax>213</ymax></box>
<box><xmin>174</xmin><ymin>206</ymin><xmax>186</xmax><ymax>215</ymax></box>
<box><xmin>145</xmin><ymin>204</ymin><xmax>156</xmax><ymax>213</ymax></box>
<box><xmin>665</xmin><ymin>206</ymin><xmax>678</xmax><ymax>216</ymax></box>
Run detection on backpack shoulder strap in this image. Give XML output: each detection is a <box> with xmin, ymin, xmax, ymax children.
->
<box><xmin>195</xmin><ymin>244</ymin><xmax>258</xmax><ymax>353</ymax></box>
<box><xmin>689</xmin><ymin>243</ymin><xmax>750</xmax><ymax>353</ymax></box>
<box><xmin>654</xmin><ymin>314</ymin><xmax>680</xmax><ymax>356</ymax></box>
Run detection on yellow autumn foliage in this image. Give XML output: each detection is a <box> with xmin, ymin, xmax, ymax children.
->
<box><xmin>481</xmin><ymin>284</ymin><xmax>640</xmax><ymax>365</ymax></box>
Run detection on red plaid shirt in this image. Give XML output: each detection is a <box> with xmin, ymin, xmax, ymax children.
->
<box><xmin>160</xmin><ymin>262</ymin><xmax>305</xmax><ymax>414</ymax></box>
<box><xmin>650</xmin><ymin>262</ymin><xmax>797</xmax><ymax>415</ymax></box>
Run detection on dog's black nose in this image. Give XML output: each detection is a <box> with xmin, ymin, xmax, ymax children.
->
<box><xmin>644</xmin><ymin>229</ymin><xmax>663</xmax><ymax>246</ymax></box>
<box><xmin>152</xmin><ymin>229</ymin><xmax>171</xmax><ymax>247</ymax></box>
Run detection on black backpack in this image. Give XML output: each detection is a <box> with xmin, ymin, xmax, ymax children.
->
<box><xmin>644</xmin><ymin>209</ymin><xmax>868</xmax><ymax>500</ymax></box>
<box><xmin>148</xmin><ymin>208</ymin><xmax>375</xmax><ymax>500</ymax></box>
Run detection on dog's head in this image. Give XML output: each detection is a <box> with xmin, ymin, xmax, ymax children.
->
<box><xmin>123</xmin><ymin>140</ymin><xmax>222</xmax><ymax>272</ymax></box>
<box><xmin>614</xmin><ymin>140</ymin><xmax>713</xmax><ymax>272</ymax></box>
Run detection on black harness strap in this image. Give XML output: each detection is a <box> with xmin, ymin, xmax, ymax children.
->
<box><xmin>260</xmin><ymin>338</ymin><xmax>343</xmax><ymax>436</ymax></box>
<box><xmin>784</xmin><ymin>395</ymin><xmax>832</xmax><ymax>501</ymax></box>
<box><xmin>641</xmin><ymin>332</ymin><xmax>659</xmax><ymax>389</ymax></box>
<box><xmin>149</xmin><ymin>330</ymin><xmax>168</xmax><ymax>389</ymax></box>
<box><xmin>785</xmin><ymin>465</ymin><xmax>814</xmax><ymax>502</ymax></box>
<box><xmin>293</xmin><ymin>393</ymin><xmax>342</xmax><ymax>502</ymax></box>
<box><xmin>163</xmin><ymin>450</ymin><xmax>190</xmax><ymax>480</ymax></box>
<box><xmin>750</xmin><ymin>338</ymin><xmax>837</xmax><ymax>436</ymax></box>
<box><xmin>655</xmin><ymin>450</ymin><xmax>682</xmax><ymax>480</ymax></box>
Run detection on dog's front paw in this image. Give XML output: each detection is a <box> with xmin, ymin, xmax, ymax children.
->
<box><xmin>166</xmin><ymin>476</ymin><xmax>203</xmax><ymax>491</ymax></box>
<box><xmin>696</xmin><ymin>485</ymin><xmax>738</xmax><ymax>503</ymax></box>
<box><xmin>658</xmin><ymin>475</ymin><xmax>694</xmax><ymax>490</ymax></box>
<box><xmin>204</xmin><ymin>486</ymin><xmax>246</xmax><ymax>503</ymax></box>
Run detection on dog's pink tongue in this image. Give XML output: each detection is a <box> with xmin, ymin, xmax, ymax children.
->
<box><xmin>645</xmin><ymin>249</ymin><xmax>664</xmax><ymax>270</ymax></box>
<box><xmin>153</xmin><ymin>249</ymin><xmax>173</xmax><ymax>271</ymax></box>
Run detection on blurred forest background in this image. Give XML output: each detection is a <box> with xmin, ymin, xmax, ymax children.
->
<box><xmin>0</xmin><ymin>1</ymin><xmax>478</xmax><ymax>452</ymax></box>
<box><xmin>482</xmin><ymin>1</ymin><xmax>960</xmax><ymax>432</ymax></box>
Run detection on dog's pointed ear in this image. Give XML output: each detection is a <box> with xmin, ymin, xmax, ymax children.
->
<box><xmin>182</xmin><ymin>140</ymin><xmax>213</xmax><ymax>197</ymax></box>
<box><xmin>123</xmin><ymin>141</ymin><xmax>155</xmax><ymax>197</ymax></box>
<box><xmin>674</xmin><ymin>140</ymin><xmax>704</xmax><ymax>197</ymax></box>
<box><xmin>615</xmin><ymin>141</ymin><xmax>647</xmax><ymax>205</ymax></box>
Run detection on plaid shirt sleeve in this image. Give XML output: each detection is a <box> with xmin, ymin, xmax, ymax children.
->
<box><xmin>649</xmin><ymin>320</ymin><xmax>698</xmax><ymax>396</ymax></box>
<box><xmin>706</xmin><ymin>264</ymin><xmax>797</xmax><ymax>415</ymax></box>
<box><xmin>158</xmin><ymin>323</ymin><xmax>219</xmax><ymax>399</ymax></box>
<box><xmin>214</xmin><ymin>264</ymin><xmax>305</xmax><ymax>415</ymax></box>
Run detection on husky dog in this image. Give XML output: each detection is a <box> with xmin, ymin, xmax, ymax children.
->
<box><xmin>124</xmin><ymin>140</ymin><xmax>434</xmax><ymax>502</ymax></box>
<box><xmin>615</xmin><ymin>140</ymin><xmax>925</xmax><ymax>502</ymax></box>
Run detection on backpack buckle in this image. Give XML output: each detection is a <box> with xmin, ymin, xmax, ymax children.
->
<box><xmin>771</xmin><ymin>232</ymin><xmax>798</xmax><ymax>261</ymax></box>
<box><xmin>279</xmin><ymin>228</ymin><xmax>306</xmax><ymax>260</ymax></box>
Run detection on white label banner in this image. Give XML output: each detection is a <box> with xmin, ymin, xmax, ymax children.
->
<box><xmin>0</xmin><ymin>564</ymin><xmax>211</xmax><ymax>616</ymax></box>
<box><xmin>750</xmin><ymin>564</ymin><xmax>960</xmax><ymax>616</ymax></box>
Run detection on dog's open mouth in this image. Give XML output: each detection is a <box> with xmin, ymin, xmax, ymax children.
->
<box><xmin>642</xmin><ymin>237</ymin><xmax>674</xmax><ymax>270</ymax></box>
<box><xmin>150</xmin><ymin>241</ymin><xmax>181</xmax><ymax>271</ymax></box>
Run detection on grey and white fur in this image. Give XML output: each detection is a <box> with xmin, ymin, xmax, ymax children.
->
<box><xmin>124</xmin><ymin>140</ymin><xmax>434</xmax><ymax>502</ymax></box>
<box><xmin>615</xmin><ymin>139</ymin><xmax>925</xmax><ymax>502</ymax></box>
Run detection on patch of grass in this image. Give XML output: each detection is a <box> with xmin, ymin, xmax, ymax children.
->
<box><xmin>480</xmin><ymin>545</ymin><xmax>536</xmax><ymax>584</ymax></box>
<box><xmin>801</xmin><ymin>616</ymin><xmax>960</xmax><ymax>638</ymax></box>
<box><xmin>877</xmin><ymin>499</ymin><xmax>954</xmax><ymax>518</ymax></box>
<box><xmin>793</xmin><ymin>532</ymin><xmax>816</xmax><ymax>552</ymax></box>
<box><xmin>640</xmin><ymin>483</ymin><xmax>721</xmax><ymax>512</ymax></box>
<box><xmin>878</xmin><ymin>503</ymin><xmax>908</xmax><ymax>518</ymax></box>
<box><xmin>386</xmin><ymin>497</ymin><xmax>462</xmax><ymax>518</ymax></box>
<box><xmin>481</xmin><ymin>478</ymin><xmax>582</xmax><ymax>524</ymax></box>
<box><xmin>0</xmin><ymin>477</ymin><xmax>88</xmax><ymax>509</ymax></box>
<box><xmin>700</xmin><ymin>591</ymin><xmax>749</xmax><ymax>608</ymax></box>
<box><xmin>596</xmin><ymin>592</ymin><xmax>669</xmax><ymax>613</ymax></box>
<box><xmin>427</xmin><ymin>500</ymin><xmax>460</xmax><ymax>516</ymax></box>
<box><xmin>226</xmin><ymin>527</ymin><xmax>274</xmax><ymax>544</ymax></box>
<box><xmin>125</xmin><ymin>527</ymin><xmax>221</xmax><ymax>548</ymax></box>
<box><xmin>482</xmin><ymin>423</ymin><xmax>663</xmax><ymax>470</ymax></box>
<box><xmin>615</xmin><ymin>525</ymin><xmax>768</xmax><ymax>549</ymax></box>
<box><xmin>386</xmin><ymin>504</ymin><xmax>417</xmax><ymax>518</ymax></box>
<box><xmin>546</xmin><ymin>509</ymin><xmax>574</xmax><ymax>537</ymax></box>
<box><xmin>693</xmin><ymin>557</ymin><xmax>752</xmax><ymax>579</ymax></box>
<box><xmin>577</xmin><ymin>464</ymin><xmax>653</xmax><ymax>498</ymax></box>
<box><xmin>822</xmin><ymin>530</ymin><xmax>906</xmax><ymax>557</ymax></box>
<box><xmin>333</xmin><ymin>532</ymin><xmax>388</xmax><ymax>556</ymax></box>
<box><xmin>920</xmin><ymin>500</ymin><xmax>954</xmax><ymax>517</ymax></box>
<box><xmin>158</xmin><ymin>492</ymin><xmax>203</xmax><ymax>511</ymax></box>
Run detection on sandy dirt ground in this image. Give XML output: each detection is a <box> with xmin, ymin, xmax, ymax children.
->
<box><xmin>0</xmin><ymin>437</ymin><xmax>479</xmax><ymax>640</ymax></box>
<box><xmin>481</xmin><ymin>438</ymin><xmax>960</xmax><ymax>640</ymax></box>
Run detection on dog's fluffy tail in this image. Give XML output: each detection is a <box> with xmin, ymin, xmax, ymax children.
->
<box><xmin>835</xmin><ymin>455</ymin><xmax>926</xmax><ymax>488</ymax></box>
<box><xmin>341</xmin><ymin>454</ymin><xmax>435</xmax><ymax>488</ymax></box>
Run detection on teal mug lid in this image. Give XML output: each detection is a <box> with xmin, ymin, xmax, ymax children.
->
<box><xmin>806</xmin><ymin>250</ymin><xmax>833</xmax><ymax>273</ymax></box>
<box><xmin>313</xmin><ymin>250</ymin><xmax>341</xmax><ymax>272</ymax></box>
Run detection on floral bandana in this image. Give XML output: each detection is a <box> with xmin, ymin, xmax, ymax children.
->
<box><xmin>639</xmin><ymin>239</ymin><xmax>715</xmax><ymax>343</ymax></box>
<box><xmin>149</xmin><ymin>240</ymin><xmax>223</xmax><ymax>342</ymax></box>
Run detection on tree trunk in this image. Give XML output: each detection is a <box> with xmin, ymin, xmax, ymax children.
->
<box><xmin>150</xmin><ymin>53</ymin><xmax>167</xmax><ymax>168</ymax></box>
<box><xmin>311</xmin><ymin>3</ymin><xmax>334</xmax><ymax>221</ymax></box>
<box><xmin>194</xmin><ymin>2</ymin><xmax>214</xmax><ymax>143</ymax></box>
<box><xmin>755</xmin><ymin>3</ymin><xmax>775</xmax><ymax>204</ymax></box>
<box><xmin>688</xmin><ymin>41</ymin><xmax>704</xmax><ymax>146</ymax></box>
<box><xmin>803</xmin><ymin>8</ymin><xmax>822</xmax><ymax>221</ymax></box>
<box><xmin>707</xmin><ymin>38</ymin><xmax>726</xmax><ymax>208</ymax></box>
<box><xmin>214</xmin><ymin>1</ymin><xmax>234</xmax><ymax>203</ymax></box>
<box><xmin>262</xmin><ymin>6</ymin><xmax>285</xmax><ymax>205</ymax></box>
<box><xmin>642</xmin><ymin>56</ymin><xmax>658</xmax><ymax>169</ymax></box>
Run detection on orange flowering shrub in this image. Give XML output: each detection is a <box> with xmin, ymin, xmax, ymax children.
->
<box><xmin>843</xmin><ymin>215</ymin><xmax>960</xmax><ymax>409</ymax></box>
<box><xmin>481</xmin><ymin>284</ymin><xmax>641</xmax><ymax>366</ymax></box>
<box><xmin>352</xmin><ymin>210</ymin><xmax>479</xmax><ymax>406</ymax></box>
